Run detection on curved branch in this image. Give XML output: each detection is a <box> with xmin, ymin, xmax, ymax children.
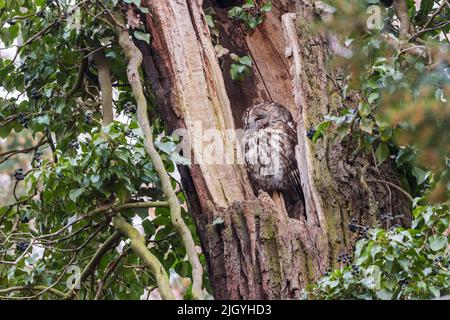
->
<box><xmin>0</xmin><ymin>285</ymin><xmax>66</xmax><ymax>299</ymax></box>
<box><xmin>116</xmin><ymin>25</ymin><xmax>204</xmax><ymax>299</ymax></box>
<box><xmin>366</xmin><ymin>178</ymin><xmax>414</xmax><ymax>203</ymax></box>
<box><xmin>66</xmin><ymin>231</ymin><xmax>122</xmax><ymax>299</ymax></box>
<box><xmin>0</xmin><ymin>133</ymin><xmax>47</xmax><ymax>163</ymax></box>
<box><xmin>65</xmin><ymin>58</ymin><xmax>88</xmax><ymax>99</ymax></box>
<box><xmin>112</xmin><ymin>214</ymin><xmax>175</xmax><ymax>300</ymax></box>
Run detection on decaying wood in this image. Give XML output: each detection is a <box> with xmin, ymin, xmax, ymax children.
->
<box><xmin>140</xmin><ymin>0</ymin><xmax>412</xmax><ymax>299</ymax></box>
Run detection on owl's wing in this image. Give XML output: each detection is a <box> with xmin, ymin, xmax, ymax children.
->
<box><xmin>288</xmin><ymin>165</ymin><xmax>304</xmax><ymax>200</ymax></box>
<box><xmin>278</xmin><ymin>150</ymin><xmax>304</xmax><ymax>199</ymax></box>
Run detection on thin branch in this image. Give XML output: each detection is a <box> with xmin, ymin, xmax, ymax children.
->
<box><xmin>66</xmin><ymin>231</ymin><xmax>122</xmax><ymax>299</ymax></box>
<box><xmin>366</xmin><ymin>178</ymin><xmax>414</xmax><ymax>202</ymax></box>
<box><xmin>0</xmin><ymin>285</ymin><xmax>66</xmax><ymax>298</ymax></box>
<box><xmin>409</xmin><ymin>21</ymin><xmax>450</xmax><ymax>41</ymax></box>
<box><xmin>422</xmin><ymin>1</ymin><xmax>447</xmax><ymax>30</ymax></box>
<box><xmin>0</xmin><ymin>135</ymin><xmax>47</xmax><ymax>163</ymax></box>
<box><xmin>94</xmin><ymin>247</ymin><xmax>131</xmax><ymax>300</ymax></box>
<box><xmin>5</xmin><ymin>20</ymin><xmax>59</xmax><ymax>68</ymax></box>
<box><xmin>65</xmin><ymin>57</ymin><xmax>88</xmax><ymax>99</ymax></box>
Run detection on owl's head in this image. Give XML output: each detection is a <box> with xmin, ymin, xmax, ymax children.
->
<box><xmin>243</xmin><ymin>102</ymin><xmax>293</xmax><ymax>131</ymax></box>
<box><xmin>243</xmin><ymin>104</ymin><xmax>269</xmax><ymax>130</ymax></box>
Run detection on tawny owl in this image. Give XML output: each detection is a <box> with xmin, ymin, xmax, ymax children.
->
<box><xmin>242</xmin><ymin>102</ymin><xmax>303</xmax><ymax>198</ymax></box>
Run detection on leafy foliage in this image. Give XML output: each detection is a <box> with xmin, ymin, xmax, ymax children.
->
<box><xmin>307</xmin><ymin>0</ymin><xmax>450</xmax><ymax>299</ymax></box>
<box><xmin>306</xmin><ymin>203</ymin><xmax>449</xmax><ymax>300</ymax></box>
<box><xmin>0</xmin><ymin>0</ymin><xmax>205</xmax><ymax>300</ymax></box>
<box><xmin>315</xmin><ymin>0</ymin><xmax>449</xmax><ymax>201</ymax></box>
<box><xmin>229</xmin><ymin>53</ymin><xmax>252</xmax><ymax>81</ymax></box>
<box><xmin>228</xmin><ymin>0</ymin><xmax>272</xmax><ymax>30</ymax></box>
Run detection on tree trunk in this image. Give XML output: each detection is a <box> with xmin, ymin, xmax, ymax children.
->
<box><xmin>139</xmin><ymin>0</ymin><xmax>411</xmax><ymax>299</ymax></box>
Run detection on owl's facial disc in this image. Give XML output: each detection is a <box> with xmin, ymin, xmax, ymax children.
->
<box><xmin>245</xmin><ymin>117</ymin><xmax>258</xmax><ymax>130</ymax></box>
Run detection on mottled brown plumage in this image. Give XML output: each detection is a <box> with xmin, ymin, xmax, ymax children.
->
<box><xmin>242</xmin><ymin>102</ymin><xmax>303</xmax><ymax>197</ymax></box>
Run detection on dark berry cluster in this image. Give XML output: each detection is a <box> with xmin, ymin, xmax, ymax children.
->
<box><xmin>324</xmin><ymin>268</ymin><xmax>332</xmax><ymax>276</ymax></box>
<box><xmin>19</xmin><ymin>63</ymin><xmax>28</xmax><ymax>73</ymax></box>
<box><xmin>380</xmin><ymin>0</ymin><xmax>394</xmax><ymax>7</ymax></box>
<box><xmin>36</xmin><ymin>11</ymin><xmax>44</xmax><ymax>18</ymax></box>
<box><xmin>14</xmin><ymin>168</ymin><xmax>25</xmax><ymax>181</ymax></box>
<box><xmin>348</xmin><ymin>218</ymin><xmax>369</xmax><ymax>237</ymax></box>
<box><xmin>124</xmin><ymin>102</ymin><xmax>137</xmax><ymax>114</ymax></box>
<box><xmin>16</xmin><ymin>241</ymin><xmax>29</xmax><ymax>252</ymax></box>
<box><xmin>24</xmin><ymin>74</ymin><xmax>32</xmax><ymax>85</ymax></box>
<box><xmin>7</xmin><ymin>19</ymin><xmax>16</xmax><ymax>26</ymax></box>
<box><xmin>30</xmin><ymin>88</ymin><xmax>42</xmax><ymax>100</ymax></box>
<box><xmin>336</xmin><ymin>253</ymin><xmax>352</xmax><ymax>265</ymax></box>
<box><xmin>306</xmin><ymin>126</ymin><xmax>316</xmax><ymax>140</ymax></box>
<box><xmin>399</xmin><ymin>278</ymin><xmax>410</xmax><ymax>287</ymax></box>
<box><xmin>18</xmin><ymin>112</ymin><xmax>29</xmax><ymax>128</ymax></box>
<box><xmin>444</xmin><ymin>67</ymin><xmax>450</xmax><ymax>80</ymax></box>
<box><xmin>68</xmin><ymin>140</ymin><xmax>79</xmax><ymax>149</ymax></box>
<box><xmin>84</xmin><ymin>113</ymin><xmax>93</xmax><ymax>124</ymax></box>
<box><xmin>389</xmin><ymin>224</ymin><xmax>401</xmax><ymax>231</ymax></box>
<box><xmin>434</xmin><ymin>256</ymin><xmax>444</xmax><ymax>264</ymax></box>
<box><xmin>348</xmin><ymin>218</ymin><xmax>358</xmax><ymax>232</ymax></box>
<box><xmin>21</xmin><ymin>216</ymin><xmax>30</xmax><ymax>223</ymax></box>
<box><xmin>350</xmin><ymin>264</ymin><xmax>361</xmax><ymax>276</ymax></box>
<box><xmin>33</xmin><ymin>150</ymin><xmax>43</xmax><ymax>167</ymax></box>
<box><xmin>125</xmin><ymin>130</ymin><xmax>138</xmax><ymax>139</ymax></box>
<box><xmin>126</xmin><ymin>130</ymin><xmax>137</xmax><ymax>138</ymax></box>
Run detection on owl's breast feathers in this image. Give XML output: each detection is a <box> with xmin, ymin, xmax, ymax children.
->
<box><xmin>242</xmin><ymin>102</ymin><xmax>303</xmax><ymax>197</ymax></box>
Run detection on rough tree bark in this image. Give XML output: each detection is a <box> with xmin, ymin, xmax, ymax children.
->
<box><xmin>138</xmin><ymin>0</ymin><xmax>412</xmax><ymax>299</ymax></box>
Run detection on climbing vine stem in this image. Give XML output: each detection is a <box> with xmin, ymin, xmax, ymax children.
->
<box><xmin>114</xmin><ymin>16</ymin><xmax>204</xmax><ymax>300</ymax></box>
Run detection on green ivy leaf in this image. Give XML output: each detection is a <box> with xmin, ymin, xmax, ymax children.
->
<box><xmin>238</xmin><ymin>55</ymin><xmax>252</xmax><ymax>67</ymax></box>
<box><xmin>428</xmin><ymin>235</ymin><xmax>446</xmax><ymax>251</ymax></box>
<box><xmin>412</xmin><ymin>167</ymin><xmax>429</xmax><ymax>185</ymax></box>
<box><xmin>134</xmin><ymin>31</ymin><xmax>150</xmax><ymax>44</ymax></box>
<box><xmin>358</xmin><ymin>103</ymin><xmax>371</xmax><ymax>118</ymax></box>
<box><xmin>205</xmin><ymin>14</ymin><xmax>215</xmax><ymax>28</ymax></box>
<box><xmin>376</xmin><ymin>288</ymin><xmax>393</xmax><ymax>300</ymax></box>
<box><xmin>124</xmin><ymin>0</ymin><xmax>141</xmax><ymax>5</ymax></box>
<box><xmin>375</xmin><ymin>142</ymin><xmax>390</xmax><ymax>165</ymax></box>
<box><xmin>368</xmin><ymin>92</ymin><xmax>379</xmax><ymax>104</ymax></box>
<box><xmin>261</xmin><ymin>1</ymin><xmax>273</xmax><ymax>13</ymax></box>
<box><xmin>360</xmin><ymin>118</ymin><xmax>374</xmax><ymax>134</ymax></box>
<box><xmin>69</xmin><ymin>188</ymin><xmax>85</xmax><ymax>202</ymax></box>
<box><xmin>228</xmin><ymin>6</ymin><xmax>243</xmax><ymax>18</ymax></box>
<box><xmin>242</xmin><ymin>1</ymin><xmax>255</xmax><ymax>9</ymax></box>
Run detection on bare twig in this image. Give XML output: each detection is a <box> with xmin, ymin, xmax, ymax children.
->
<box><xmin>66</xmin><ymin>231</ymin><xmax>122</xmax><ymax>299</ymax></box>
<box><xmin>366</xmin><ymin>178</ymin><xmax>413</xmax><ymax>202</ymax></box>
